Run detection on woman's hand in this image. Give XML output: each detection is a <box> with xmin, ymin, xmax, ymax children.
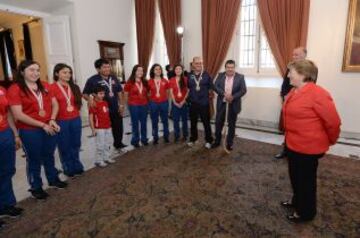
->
<box><xmin>42</xmin><ymin>123</ymin><xmax>57</xmax><ymax>135</ymax></box>
<box><xmin>91</xmin><ymin>128</ymin><xmax>97</xmax><ymax>136</ymax></box>
<box><xmin>49</xmin><ymin>120</ymin><xmax>61</xmax><ymax>133</ymax></box>
<box><xmin>15</xmin><ymin>136</ymin><xmax>22</xmax><ymax>150</ymax></box>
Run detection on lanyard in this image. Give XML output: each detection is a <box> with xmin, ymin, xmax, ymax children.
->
<box><xmin>57</xmin><ymin>82</ymin><xmax>72</xmax><ymax>105</ymax></box>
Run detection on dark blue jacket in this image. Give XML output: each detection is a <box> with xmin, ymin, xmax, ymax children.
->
<box><xmin>188</xmin><ymin>71</ymin><xmax>213</xmax><ymax>106</ymax></box>
<box><xmin>83</xmin><ymin>74</ymin><xmax>122</xmax><ymax>113</ymax></box>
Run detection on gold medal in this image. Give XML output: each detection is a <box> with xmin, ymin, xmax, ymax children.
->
<box><xmin>39</xmin><ymin>109</ymin><xmax>46</xmax><ymax>117</ymax></box>
<box><xmin>67</xmin><ymin>105</ymin><xmax>74</xmax><ymax>112</ymax></box>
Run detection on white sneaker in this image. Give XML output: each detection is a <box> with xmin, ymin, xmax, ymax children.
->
<box><xmin>105</xmin><ymin>158</ymin><xmax>116</xmax><ymax>164</ymax></box>
<box><xmin>205</xmin><ymin>142</ymin><xmax>211</xmax><ymax>149</ymax></box>
<box><xmin>95</xmin><ymin>161</ymin><xmax>107</xmax><ymax>168</ymax></box>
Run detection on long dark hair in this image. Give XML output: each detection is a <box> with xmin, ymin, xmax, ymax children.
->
<box><xmin>173</xmin><ymin>64</ymin><xmax>186</xmax><ymax>90</ymax></box>
<box><xmin>53</xmin><ymin>63</ymin><xmax>82</xmax><ymax>109</ymax></box>
<box><xmin>127</xmin><ymin>64</ymin><xmax>148</xmax><ymax>87</ymax></box>
<box><xmin>149</xmin><ymin>63</ymin><xmax>164</xmax><ymax>79</ymax></box>
<box><xmin>0</xmin><ymin>69</ymin><xmax>15</xmax><ymax>89</ymax></box>
<box><xmin>15</xmin><ymin>60</ymin><xmax>45</xmax><ymax>95</ymax></box>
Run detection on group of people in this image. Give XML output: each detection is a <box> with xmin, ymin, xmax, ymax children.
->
<box><xmin>0</xmin><ymin>46</ymin><xmax>341</xmax><ymax>228</ymax></box>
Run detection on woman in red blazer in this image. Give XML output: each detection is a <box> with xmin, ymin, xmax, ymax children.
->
<box><xmin>281</xmin><ymin>59</ymin><xmax>341</xmax><ymax>223</ymax></box>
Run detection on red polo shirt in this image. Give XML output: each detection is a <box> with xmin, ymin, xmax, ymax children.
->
<box><xmin>124</xmin><ymin>81</ymin><xmax>148</xmax><ymax>106</ymax></box>
<box><xmin>0</xmin><ymin>86</ymin><xmax>9</xmax><ymax>131</ymax></box>
<box><xmin>7</xmin><ymin>82</ymin><xmax>54</xmax><ymax>129</ymax></box>
<box><xmin>169</xmin><ymin>77</ymin><xmax>188</xmax><ymax>103</ymax></box>
<box><xmin>148</xmin><ymin>78</ymin><xmax>169</xmax><ymax>103</ymax></box>
<box><xmin>283</xmin><ymin>83</ymin><xmax>341</xmax><ymax>155</ymax></box>
<box><xmin>50</xmin><ymin>83</ymin><xmax>80</xmax><ymax>120</ymax></box>
<box><xmin>89</xmin><ymin>100</ymin><xmax>111</xmax><ymax>129</ymax></box>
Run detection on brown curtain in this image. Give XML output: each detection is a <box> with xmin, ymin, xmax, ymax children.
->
<box><xmin>258</xmin><ymin>0</ymin><xmax>310</xmax><ymax>77</ymax></box>
<box><xmin>201</xmin><ymin>0</ymin><xmax>241</xmax><ymax>77</ymax></box>
<box><xmin>158</xmin><ymin>0</ymin><xmax>182</xmax><ymax>66</ymax></box>
<box><xmin>135</xmin><ymin>0</ymin><xmax>156</xmax><ymax>73</ymax></box>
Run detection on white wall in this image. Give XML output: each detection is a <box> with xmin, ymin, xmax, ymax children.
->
<box><xmin>51</xmin><ymin>0</ymin><xmax>137</xmax><ymax>89</ymax></box>
<box><xmin>180</xmin><ymin>0</ymin><xmax>360</xmax><ymax>138</ymax></box>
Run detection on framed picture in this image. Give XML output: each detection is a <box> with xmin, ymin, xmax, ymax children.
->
<box><xmin>343</xmin><ymin>0</ymin><xmax>360</xmax><ymax>72</ymax></box>
<box><xmin>98</xmin><ymin>40</ymin><xmax>126</xmax><ymax>82</ymax></box>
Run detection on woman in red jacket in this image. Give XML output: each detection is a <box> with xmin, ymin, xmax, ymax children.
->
<box><xmin>281</xmin><ymin>59</ymin><xmax>341</xmax><ymax>223</ymax></box>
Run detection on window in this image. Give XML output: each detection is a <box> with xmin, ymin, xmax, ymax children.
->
<box><xmin>238</xmin><ymin>0</ymin><xmax>277</xmax><ymax>75</ymax></box>
<box><xmin>148</xmin><ymin>6</ymin><xmax>169</xmax><ymax>77</ymax></box>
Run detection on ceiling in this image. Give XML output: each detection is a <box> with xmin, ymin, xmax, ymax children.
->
<box><xmin>0</xmin><ymin>0</ymin><xmax>72</xmax><ymax>13</ymax></box>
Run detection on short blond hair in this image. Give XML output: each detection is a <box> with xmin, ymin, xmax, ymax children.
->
<box><xmin>287</xmin><ymin>59</ymin><xmax>318</xmax><ymax>82</ymax></box>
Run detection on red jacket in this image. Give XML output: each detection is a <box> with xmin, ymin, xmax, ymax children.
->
<box><xmin>283</xmin><ymin>83</ymin><xmax>341</xmax><ymax>155</ymax></box>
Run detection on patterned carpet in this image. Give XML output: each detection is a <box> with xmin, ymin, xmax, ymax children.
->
<box><xmin>1</xmin><ymin>137</ymin><xmax>359</xmax><ymax>238</ymax></box>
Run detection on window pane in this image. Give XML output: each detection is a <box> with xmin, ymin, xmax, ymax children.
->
<box><xmin>239</xmin><ymin>0</ymin><xmax>256</xmax><ymax>68</ymax></box>
<box><xmin>259</xmin><ymin>29</ymin><xmax>276</xmax><ymax>68</ymax></box>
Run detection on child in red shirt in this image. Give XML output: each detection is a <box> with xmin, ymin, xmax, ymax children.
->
<box><xmin>89</xmin><ymin>86</ymin><xmax>114</xmax><ymax>167</ymax></box>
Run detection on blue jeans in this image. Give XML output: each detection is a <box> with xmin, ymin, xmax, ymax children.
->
<box><xmin>57</xmin><ymin>117</ymin><xmax>84</xmax><ymax>175</ymax></box>
<box><xmin>0</xmin><ymin>128</ymin><xmax>16</xmax><ymax>210</ymax></box>
<box><xmin>149</xmin><ymin>101</ymin><xmax>169</xmax><ymax>141</ymax></box>
<box><xmin>172</xmin><ymin>103</ymin><xmax>189</xmax><ymax>140</ymax></box>
<box><xmin>129</xmin><ymin>105</ymin><xmax>148</xmax><ymax>145</ymax></box>
<box><xmin>20</xmin><ymin>128</ymin><xmax>59</xmax><ymax>190</ymax></box>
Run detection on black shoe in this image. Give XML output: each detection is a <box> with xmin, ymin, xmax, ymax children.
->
<box><xmin>0</xmin><ymin>220</ymin><xmax>5</xmax><ymax>229</ymax></box>
<box><xmin>0</xmin><ymin>206</ymin><xmax>23</xmax><ymax>218</ymax></box>
<box><xmin>153</xmin><ymin>139</ymin><xmax>158</xmax><ymax>145</ymax></box>
<box><xmin>74</xmin><ymin>170</ymin><xmax>84</xmax><ymax>177</ymax></box>
<box><xmin>274</xmin><ymin>151</ymin><xmax>286</xmax><ymax>159</ymax></box>
<box><xmin>280</xmin><ymin>201</ymin><xmax>294</xmax><ymax>209</ymax></box>
<box><xmin>211</xmin><ymin>142</ymin><xmax>220</xmax><ymax>149</ymax></box>
<box><xmin>226</xmin><ymin>144</ymin><xmax>233</xmax><ymax>151</ymax></box>
<box><xmin>286</xmin><ymin>213</ymin><xmax>309</xmax><ymax>223</ymax></box>
<box><xmin>164</xmin><ymin>138</ymin><xmax>170</xmax><ymax>143</ymax></box>
<box><xmin>49</xmin><ymin>179</ymin><xmax>68</xmax><ymax>189</ymax></box>
<box><xmin>142</xmin><ymin>141</ymin><xmax>149</xmax><ymax>146</ymax></box>
<box><xmin>119</xmin><ymin>143</ymin><xmax>128</xmax><ymax>149</ymax></box>
<box><xmin>132</xmin><ymin>143</ymin><xmax>140</xmax><ymax>148</ymax></box>
<box><xmin>30</xmin><ymin>188</ymin><xmax>49</xmax><ymax>200</ymax></box>
<box><xmin>64</xmin><ymin>172</ymin><xmax>75</xmax><ymax>178</ymax></box>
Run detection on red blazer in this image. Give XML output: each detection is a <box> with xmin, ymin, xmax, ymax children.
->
<box><xmin>283</xmin><ymin>83</ymin><xmax>341</xmax><ymax>155</ymax></box>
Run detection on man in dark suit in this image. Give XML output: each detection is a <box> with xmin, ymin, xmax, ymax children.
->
<box><xmin>274</xmin><ymin>47</ymin><xmax>307</xmax><ymax>159</ymax></box>
<box><xmin>211</xmin><ymin>60</ymin><xmax>247</xmax><ymax>151</ymax></box>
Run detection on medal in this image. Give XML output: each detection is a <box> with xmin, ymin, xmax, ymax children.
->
<box><xmin>176</xmin><ymin>78</ymin><xmax>182</xmax><ymax>97</ymax></box>
<box><xmin>27</xmin><ymin>83</ymin><xmax>45</xmax><ymax>118</ymax></box>
<box><xmin>155</xmin><ymin>79</ymin><xmax>161</xmax><ymax>98</ymax></box>
<box><xmin>57</xmin><ymin>82</ymin><xmax>74</xmax><ymax>113</ymax></box>
<box><xmin>193</xmin><ymin>72</ymin><xmax>203</xmax><ymax>91</ymax></box>
<box><xmin>135</xmin><ymin>81</ymin><xmax>143</xmax><ymax>96</ymax></box>
<box><xmin>39</xmin><ymin>109</ymin><xmax>46</xmax><ymax>117</ymax></box>
<box><xmin>67</xmin><ymin>105</ymin><xmax>74</xmax><ymax>112</ymax></box>
<box><xmin>102</xmin><ymin>77</ymin><xmax>114</xmax><ymax>97</ymax></box>
<box><xmin>103</xmin><ymin>106</ymin><xmax>107</xmax><ymax>113</ymax></box>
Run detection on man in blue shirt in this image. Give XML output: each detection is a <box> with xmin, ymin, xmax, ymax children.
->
<box><xmin>83</xmin><ymin>59</ymin><xmax>127</xmax><ymax>151</ymax></box>
<box><xmin>187</xmin><ymin>56</ymin><xmax>214</xmax><ymax>149</ymax></box>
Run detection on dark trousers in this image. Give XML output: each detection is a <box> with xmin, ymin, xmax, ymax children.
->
<box><xmin>149</xmin><ymin>101</ymin><xmax>169</xmax><ymax>141</ymax></box>
<box><xmin>214</xmin><ymin>102</ymin><xmax>238</xmax><ymax>146</ymax></box>
<box><xmin>287</xmin><ymin>149</ymin><xmax>323</xmax><ymax>220</ymax></box>
<box><xmin>189</xmin><ymin>103</ymin><xmax>213</xmax><ymax>143</ymax></box>
<box><xmin>0</xmin><ymin>128</ymin><xmax>16</xmax><ymax>210</ymax></box>
<box><xmin>57</xmin><ymin>117</ymin><xmax>84</xmax><ymax>175</ymax></box>
<box><xmin>109</xmin><ymin>111</ymin><xmax>124</xmax><ymax>149</ymax></box>
<box><xmin>128</xmin><ymin>105</ymin><xmax>148</xmax><ymax>145</ymax></box>
<box><xmin>20</xmin><ymin>128</ymin><xmax>59</xmax><ymax>190</ymax></box>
